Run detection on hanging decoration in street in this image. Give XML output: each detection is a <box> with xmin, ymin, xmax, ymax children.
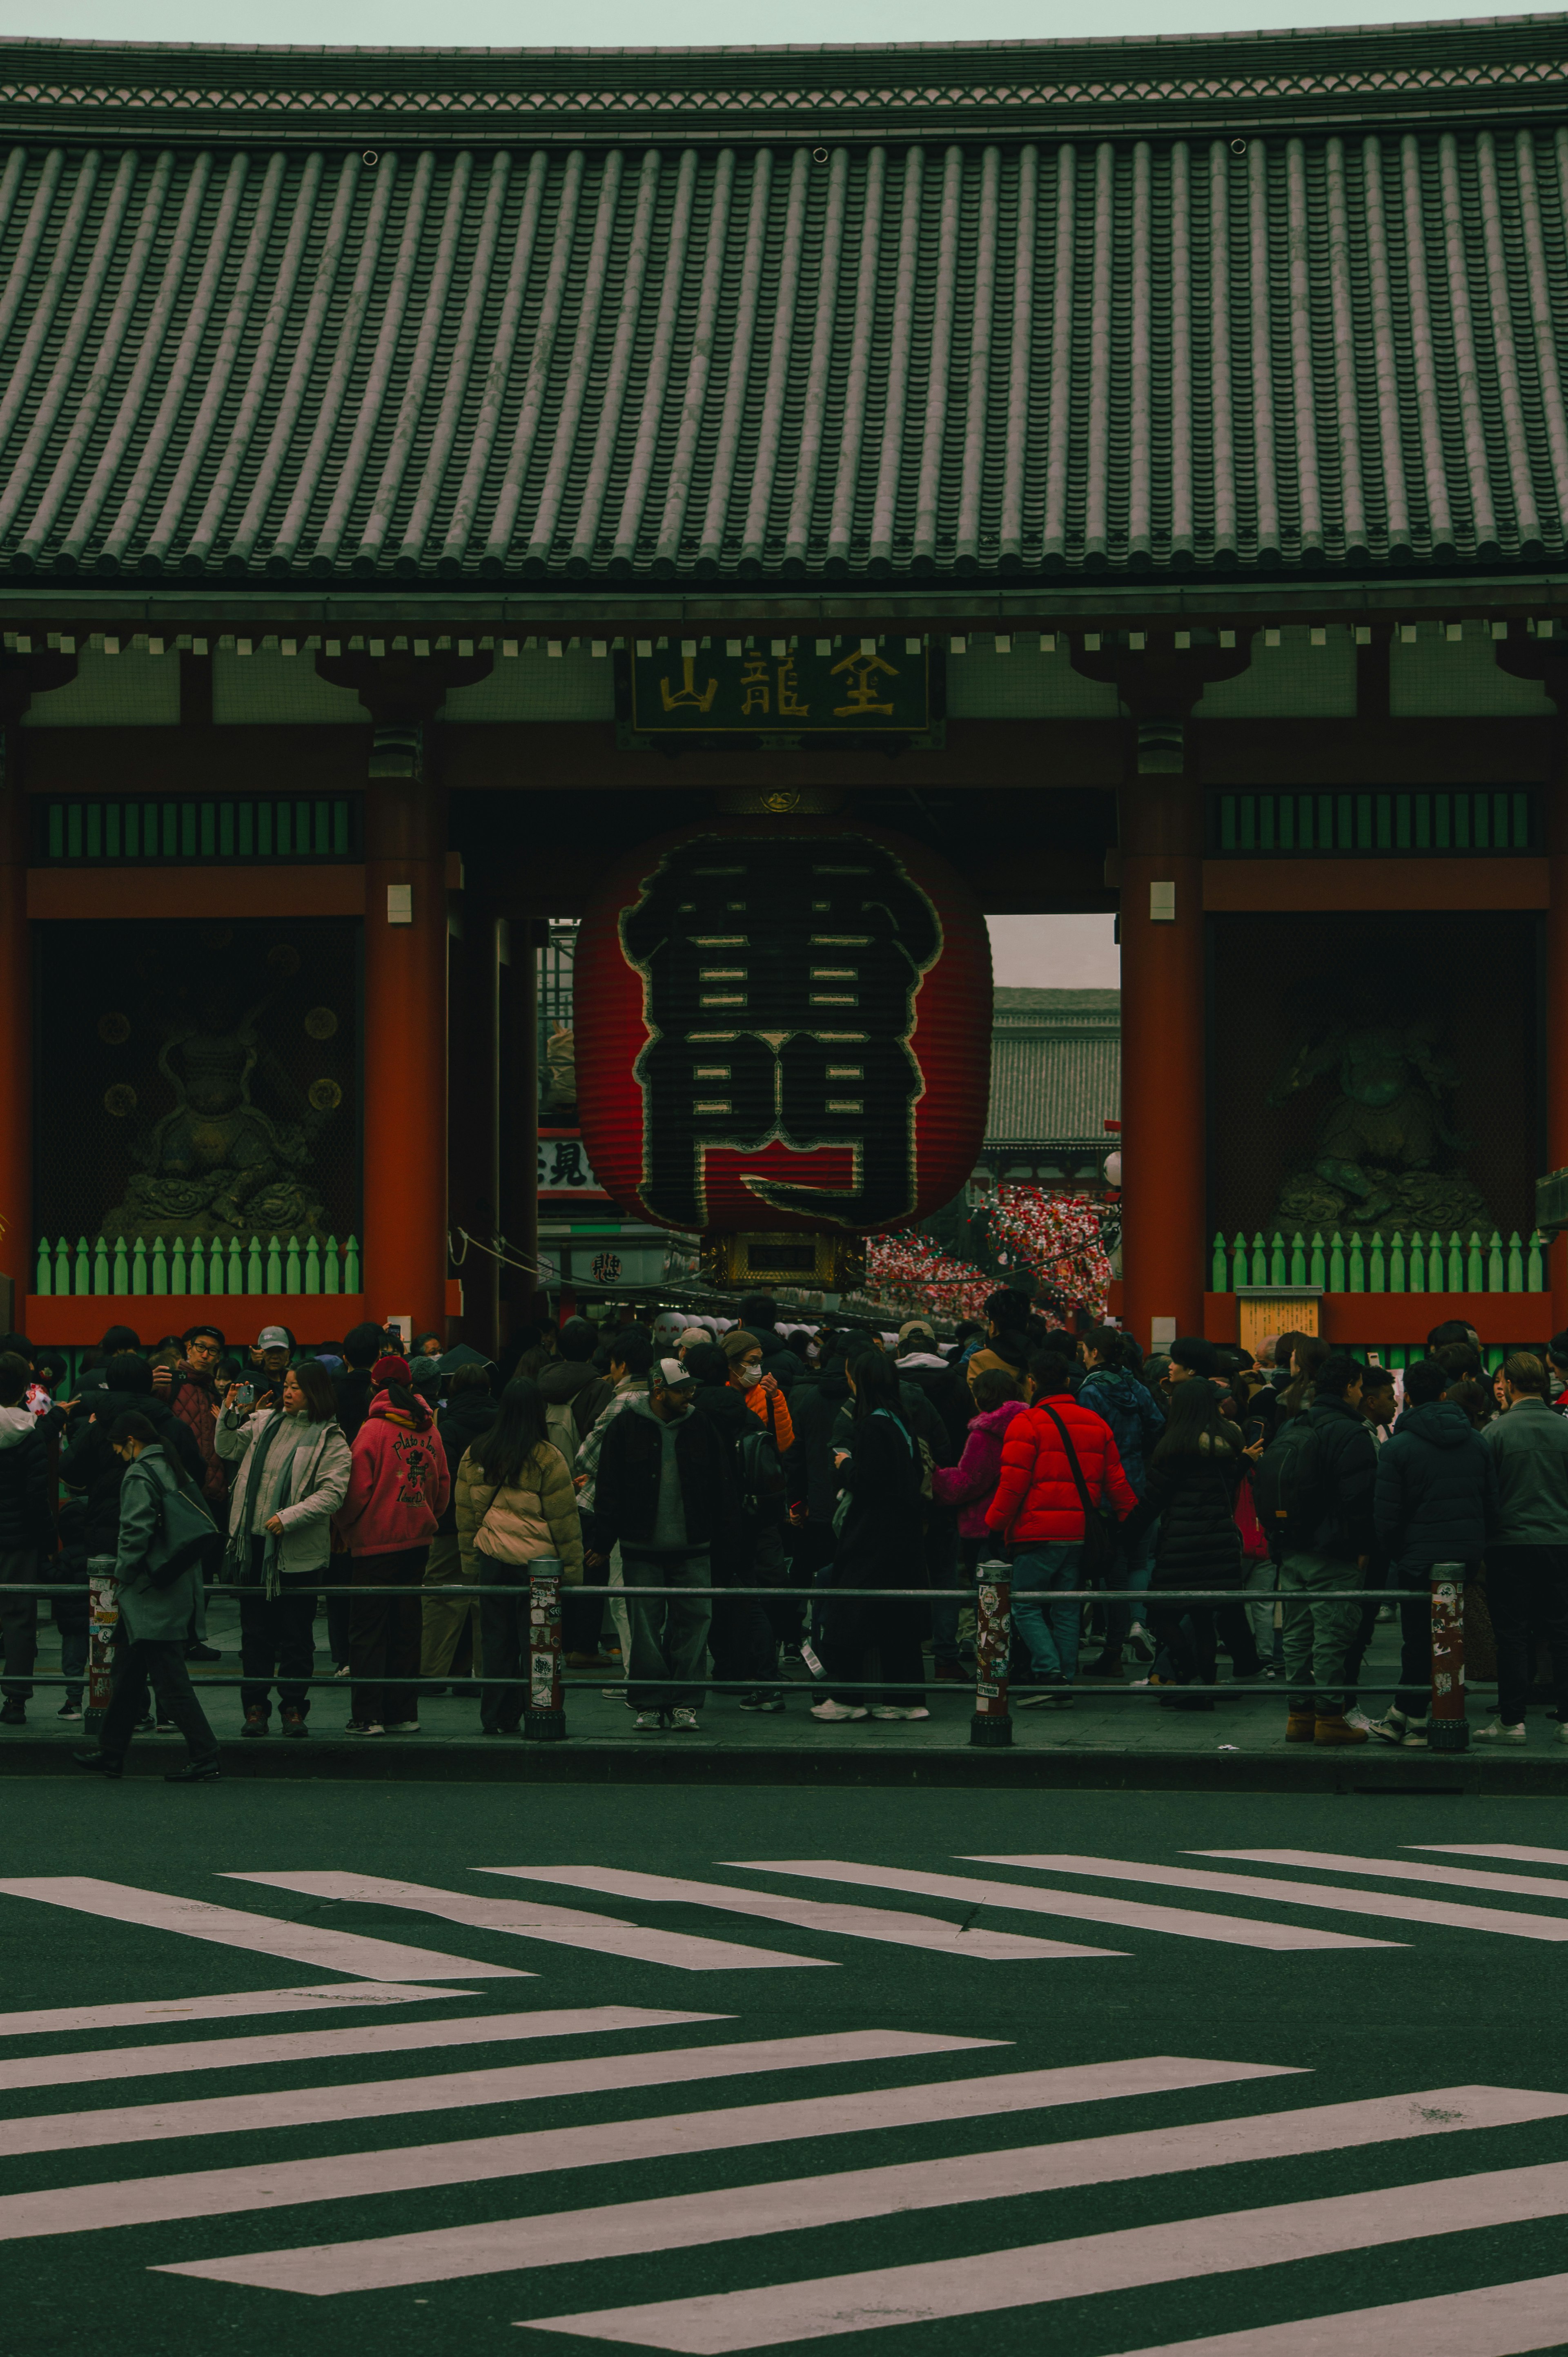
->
<box><xmin>573</xmin><ymin>818</ymin><xmax>991</xmax><ymax>1273</ymax></box>
<box><xmin>989</xmin><ymin>1186</ymin><xmax>1114</xmax><ymax>1321</ymax></box>
<box><xmin>862</xmin><ymin>1231</ymin><xmax>996</xmax><ymax>1322</ymax></box>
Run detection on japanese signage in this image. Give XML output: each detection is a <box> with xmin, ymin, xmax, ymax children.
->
<box><xmin>572</xmin><ymin>819</ymin><xmax>992</xmax><ymax>1240</ymax></box>
<box><xmin>537</xmin><ymin>1130</ymin><xmax>607</xmax><ymax>1197</ymax></box>
<box><xmin>624</xmin><ymin>641</ymin><xmax>935</xmax><ymax>741</ymax></box>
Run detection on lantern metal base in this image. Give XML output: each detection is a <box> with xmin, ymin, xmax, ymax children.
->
<box><xmin>969</xmin><ymin>1713</ymin><xmax>1013</xmax><ymax>1747</ymax></box>
<box><xmin>1426</xmin><ymin>1717</ymin><xmax>1470</xmax><ymax>1753</ymax></box>
<box><xmin>523</xmin><ymin>1709</ymin><xmax>567</xmax><ymax>1743</ymax></box>
<box><xmin>701</xmin><ymin>1231</ymin><xmax>866</xmax><ymax>1291</ymax></box>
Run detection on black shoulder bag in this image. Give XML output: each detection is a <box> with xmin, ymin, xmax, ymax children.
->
<box><xmin>1035</xmin><ymin>1403</ymin><xmax>1116</xmax><ymax>1579</ymax></box>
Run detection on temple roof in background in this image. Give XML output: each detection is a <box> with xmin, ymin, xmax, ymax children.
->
<box><xmin>987</xmin><ymin>988</ymin><xmax>1120</xmax><ymax>1149</ymax></box>
<box><xmin>0</xmin><ymin>22</ymin><xmax>1567</xmax><ymax>586</ymax></box>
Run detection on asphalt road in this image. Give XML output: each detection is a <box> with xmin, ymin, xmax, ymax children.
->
<box><xmin>3</xmin><ymin>1777</ymin><xmax>1568</xmax><ymax>2357</ymax></box>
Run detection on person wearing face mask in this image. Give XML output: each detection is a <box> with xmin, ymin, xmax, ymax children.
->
<box><xmin>215</xmin><ymin>1360</ymin><xmax>353</xmax><ymax>1737</ymax></box>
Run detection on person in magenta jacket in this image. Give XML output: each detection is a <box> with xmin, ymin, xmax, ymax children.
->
<box><xmin>984</xmin><ymin>1349</ymin><xmax>1137</xmax><ymax>1705</ymax></box>
<box><xmin>335</xmin><ymin>1355</ymin><xmax>452</xmax><ymax>1737</ymax></box>
<box><xmin>929</xmin><ymin>1367</ymin><xmax>1030</xmax><ymax>1682</ymax></box>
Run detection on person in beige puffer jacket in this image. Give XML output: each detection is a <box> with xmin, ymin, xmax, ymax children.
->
<box><xmin>455</xmin><ymin>1376</ymin><xmax>583</xmax><ymax>1736</ymax></box>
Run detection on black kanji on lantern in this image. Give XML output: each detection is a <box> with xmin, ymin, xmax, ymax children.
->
<box><xmin>619</xmin><ymin>835</ymin><xmax>942</xmax><ymax>1228</ymax></box>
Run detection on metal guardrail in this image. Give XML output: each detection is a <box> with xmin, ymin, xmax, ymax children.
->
<box><xmin>11</xmin><ymin>1563</ymin><xmax>1479</xmax><ymax>1753</ymax></box>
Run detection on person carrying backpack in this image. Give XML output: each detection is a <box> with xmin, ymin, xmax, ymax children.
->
<box><xmin>72</xmin><ymin>1412</ymin><xmax>220</xmax><ymax>1782</ymax></box>
<box><xmin>1278</xmin><ymin>1353</ymin><xmax>1379</xmax><ymax>1746</ymax></box>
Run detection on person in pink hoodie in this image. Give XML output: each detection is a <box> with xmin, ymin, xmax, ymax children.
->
<box><xmin>929</xmin><ymin>1367</ymin><xmax>1028</xmax><ymax>1584</ymax></box>
<box><xmin>335</xmin><ymin>1355</ymin><xmax>451</xmax><ymax>1737</ymax></box>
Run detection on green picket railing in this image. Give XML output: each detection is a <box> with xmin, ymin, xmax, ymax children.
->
<box><xmin>1211</xmin><ymin>1226</ymin><xmax>1548</xmax><ymax>1297</ymax></box>
<box><xmin>32</xmin><ymin>1233</ymin><xmax>361</xmax><ymax>1298</ymax></box>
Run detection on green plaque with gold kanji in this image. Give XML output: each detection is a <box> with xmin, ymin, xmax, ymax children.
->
<box><xmin>622</xmin><ymin>640</ymin><xmax>938</xmax><ymax>745</ymax></box>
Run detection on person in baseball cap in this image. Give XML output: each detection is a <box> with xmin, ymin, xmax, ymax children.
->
<box><xmin>240</xmin><ymin>1324</ymin><xmax>294</xmax><ymax>1412</ymax></box>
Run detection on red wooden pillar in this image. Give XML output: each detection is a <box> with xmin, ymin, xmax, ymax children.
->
<box><xmin>0</xmin><ymin>719</ymin><xmax>27</xmax><ymax>1332</ymax></box>
<box><xmin>1547</xmin><ymin>748</ymin><xmax>1568</xmax><ymax>1336</ymax></box>
<box><xmin>362</xmin><ymin>774</ymin><xmax>449</xmax><ymax>1339</ymax></box>
<box><xmin>1118</xmin><ymin>769</ymin><xmax>1207</xmax><ymax>1351</ymax></box>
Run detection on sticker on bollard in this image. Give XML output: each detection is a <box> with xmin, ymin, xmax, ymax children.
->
<box><xmin>970</xmin><ymin>1568</ymin><xmax>1013</xmax><ymax>1748</ymax></box>
<box><xmin>1428</xmin><ymin>1561</ymin><xmax>1469</xmax><ymax>1754</ymax></box>
<box><xmin>86</xmin><ymin>1559</ymin><xmax>119</xmax><ymax>1737</ymax></box>
<box><xmin>524</xmin><ymin>1561</ymin><xmax>566</xmax><ymax>1742</ymax></box>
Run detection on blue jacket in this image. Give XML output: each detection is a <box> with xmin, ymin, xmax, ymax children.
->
<box><xmin>1078</xmin><ymin>1366</ymin><xmax>1165</xmax><ymax>1498</ymax></box>
<box><xmin>1374</xmin><ymin>1398</ymin><xmax>1499</xmax><ymax>1570</ymax></box>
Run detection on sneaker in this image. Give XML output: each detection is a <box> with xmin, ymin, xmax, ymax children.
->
<box><xmin>1370</xmin><ymin>1710</ymin><xmax>1408</xmax><ymax>1745</ymax></box>
<box><xmin>738</xmin><ymin>1691</ymin><xmax>785</xmax><ymax>1713</ymax></box>
<box><xmin>184</xmin><ymin>1641</ymin><xmax>221</xmax><ymax>1663</ymax></box>
<box><xmin>132</xmin><ymin>1713</ymin><xmax>155</xmax><ymax>1733</ymax></box>
<box><xmin>383</xmin><ymin>1721</ymin><xmax>421</xmax><ymax>1733</ymax></box>
<box><xmin>1345</xmin><ymin>1708</ymin><xmax>1377</xmax><ymax>1734</ymax></box>
<box><xmin>633</xmin><ymin>1711</ymin><xmax>665</xmax><ymax>1733</ymax></box>
<box><xmin>72</xmin><ymin>1748</ymin><xmax>121</xmax><ymax>1777</ymax></box>
<box><xmin>1401</xmin><ymin>1720</ymin><xmax>1429</xmax><ymax>1747</ymax></box>
<box><xmin>279</xmin><ymin>1708</ymin><xmax>308</xmax><ymax>1738</ymax></box>
<box><xmin>668</xmin><ymin>1708</ymin><xmax>700</xmax><ymax>1732</ymax></box>
<box><xmin>1474</xmin><ymin>1719</ymin><xmax>1527</xmax><ymax>1744</ymax></box>
<box><xmin>240</xmin><ymin>1707</ymin><xmax>268</xmax><ymax>1739</ymax></box>
<box><xmin>1313</xmin><ymin>1714</ymin><xmax>1370</xmax><ymax>1746</ymax></box>
<box><xmin>0</xmin><ymin>1699</ymin><xmax>24</xmax><ymax>1726</ymax></box>
<box><xmin>332</xmin><ymin>1664</ymin><xmax>352</xmax><ymax>1679</ymax></box>
<box><xmin>1128</xmin><ymin>1623</ymin><xmax>1154</xmax><ymax>1662</ymax></box>
<box><xmin>810</xmin><ymin>1698</ymin><xmax>869</xmax><ymax>1721</ymax></box>
<box><xmin>1556</xmin><ymin>1722</ymin><xmax>1568</xmax><ymax>1746</ymax></box>
<box><xmin>56</xmin><ymin>1701</ymin><xmax>82</xmax><ymax>1721</ymax></box>
<box><xmin>154</xmin><ymin>1718</ymin><xmax>178</xmax><ymax>1733</ymax></box>
<box><xmin>344</xmin><ymin>1719</ymin><xmax>384</xmax><ymax>1737</ymax></box>
<box><xmin>869</xmin><ymin>1705</ymin><xmax>931</xmax><ymax>1720</ymax></box>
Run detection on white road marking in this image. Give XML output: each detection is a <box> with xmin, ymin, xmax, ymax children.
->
<box><xmin>1094</xmin><ymin>2272</ymin><xmax>1568</xmax><ymax>2356</ymax></box>
<box><xmin>158</xmin><ymin>2082</ymin><xmax>1552</xmax><ymax>2298</ymax></box>
<box><xmin>0</xmin><ymin>2007</ymin><xmax>712</xmax><ymax>2094</ymax></box>
<box><xmin>967</xmin><ymin>1853</ymin><xmax>1568</xmax><ymax>1944</ymax></box>
<box><xmin>0</xmin><ymin>1877</ymin><xmax>526</xmax><ymax>1980</ymax></box>
<box><xmin>726</xmin><ymin>1860</ymin><xmax>1398</xmax><ymax>1951</ymax></box>
<box><xmin>526</xmin><ymin>2156</ymin><xmax>1568</xmax><ymax>2350</ymax></box>
<box><xmin>0</xmin><ymin>2029</ymin><xmax>987</xmax><ymax>2160</ymax></box>
<box><xmin>1411</xmin><ymin>1844</ymin><xmax>1568</xmax><ymax>1869</ymax></box>
<box><xmin>478</xmin><ymin>1865</ymin><xmax>1120</xmax><ymax>1961</ymax></box>
<box><xmin>0</xmin><ymin>1986</ymin><xmax>469</xmax><ymax>2038</ymax></box>
<box><xmin>1200</xmin><ymin>1848</ymin><xmax>1568</xmax><ymax>1902</ymax></box>
<box><xmin>225</xmin><ymin>1871</ymin><xmax>829</xmax><ymax>1972</ymax></box>
<box><xmin>0</xmin><ymin>2056</ymin><xmax>1272</xmax><ymax>2241</ymax></box>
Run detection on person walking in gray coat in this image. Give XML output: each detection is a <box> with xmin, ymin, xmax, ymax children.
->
<box><xmin>73</xmin><ymin>1414</ymin><xmax>220</xmax><ymax>1781</ymax></box>
<box><xmin>1477</xmin><ymin>1351</ymin><xmax>1568</xmax><ymax>1744</ymax></box>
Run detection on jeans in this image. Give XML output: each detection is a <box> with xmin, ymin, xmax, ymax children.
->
<box><xmin>239</xmin><ymin>1581</ymin><xmax>318</xmax><ymax>1714</ymax></box>
<box><xmin>0</xmin><ymin>1546</ymin><xmax>40</xmax><ymax>1700</ymax></box>
<box><xmin>1105</xmin><ymin>1529</ymin><xmax>1156</xmax><ymax>1650</ymax></box>
<box><xmin>1009</xmin><ymin>1542</ymin><xmax>1085</xmax><ymax>1686</ymax></box>
<box><xmin>622</xmin><ymin>1548</ymin><xmax>713</xmax><ymax>1712</ymax></box>
<box><xmin>98</xmin><ymin>1631</ymin><xmax>218</xmax><ymax>1766</ymax></box>
<box><xmin>1280</xmin><ymin>1550</ymin><xmax>1364</xmax><ymax>1717</ymax></box>
<box><xmin>1487</xmin><ymin>1545</ymin><xmax>1568</xmax><ymax>1726</ymax></box>
<box><xmin>1244</xmin><ymin>1555</ymin><xmax>1282</xmax><ymax>1662</ymax></box>
<box><xmin>59</xmin><ymin>1627</ymin><xmax>87</xmax><ymax>1708</ymax></box>
<box><xmin>349</xmin><ymin>1546</ymin><xmax>428</xmax><ymax>1726</ymax></box>
<box><xmin>421</xmin><ymin>1533</ymin><xmax>482</xmax><ymax>1679</ymax></box>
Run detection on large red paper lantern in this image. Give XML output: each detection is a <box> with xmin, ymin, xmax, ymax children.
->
<box><xmin>574</xmin><ymin>818</ymin><xmax>992</xmax><ymax>1262</ymax></box>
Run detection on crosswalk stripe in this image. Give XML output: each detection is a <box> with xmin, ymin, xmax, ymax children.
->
<box><xmin>225</xmin><ymin>1871</ymin><xmax>831</xmax><ymax>1972</ymax></box>
<box><xmin>478</xmin><ymin>1866</ymin><xmax>1121</xmax><ymax>1961</ymax></box>
<box><xmin>1096</xmin><ymin>2272</ymin><xmax>1568</xmax><ymax>2357</ymax></box>
<box><xmin>1411</xmin><ymin>1844</ymin><xmax>1568</xmax><ymax>1869</ymax></box>
<box><xmin>1199</xmin><ymin>1847</ymin><xmax>1568</xmax><ymax>1903</ymax></box>
<box><xmin>727</xmin><ymin>1860</ymin><xmax>1399</xmax><ymax>1951</ymax></box>
<box><xmin>0</xmin><ymin>1877</ymin><xmax>528</xmax><ymax>1980</ymax></box>
<box><xmin>0</xmin><ymin>2029</ymin><xmax>985</xmax><ymax>2161</ymax></box>
<box><xmin>967</xmin><ymin>1853</ymin><xmax>1568</xmax><ymax>1944</ymax></box>
<box><xmin>155</xmin><ymin>2082</ymin><xmax>1560</xmax><ymax>2297</ymax></box>
<box><xmin>525</xmin><ymin>2155</ymin><xmax>1568</xmax><ymax>2351</ymax></box>
<box><xmin>0</xmin><ymin>1986</ymin><xmax>471</xmax><ymax>2038</ymax></box>
<box><xmin>0</xmin><ymin>2006</ymin><xmax>713</xmax><ymax>2095</ymax></box>
<box><xmin>0</xmin><ymin>2056</ymin><xmax>1280</xmax><ymax>2241</ymax></box>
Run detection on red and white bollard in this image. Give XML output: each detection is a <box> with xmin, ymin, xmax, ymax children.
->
<box><xmin>1428</xmin><ymin>1559</ymin><xmax>1468</xmax><ymax>1753</ymax></box>
<box><xmin>85</xmin><ymin>1559</ymin><xmax>118</xmax><ymax>1737</ymax></box>
<box><xmin>524</xmin><ymin>1559</ymin><xmax>566</xmax><ymax>1742</ymax></box>
<box><xmin>970</xmin><ymin>1565</ymin><xmax>1013</xmax><ymax>1748</ymax></box>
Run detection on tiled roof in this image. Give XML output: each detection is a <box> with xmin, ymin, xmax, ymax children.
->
<box><xmin>7</xmin><ymin>33</ymin><xmax>1568</xmax><ymax>581</ymax></box>
<box><xmin>987</xmin><ymin>988</ymin><xmax>1120</xmax><ymax>1146</ymax></box>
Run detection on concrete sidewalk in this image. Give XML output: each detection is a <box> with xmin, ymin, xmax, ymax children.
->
<box><xmin>4</xmin><ymin>1597</ymin><xmax>1561</xmax><ymax>1792</ymax></box>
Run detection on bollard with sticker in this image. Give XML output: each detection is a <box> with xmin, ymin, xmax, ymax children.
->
<box><xmin>1428</xmin><ymin>1559</ymin><xmax>1468</xmax><ymax>1753</ymax></box>
<box><xmin>970</xmin><ymin>1564</ymin><xmax>1013</xmax><ymax>1748</ymax></box>
<box><xmin>86</xmin><ymin>1556</ymin><xmax>118</xmax><ymax>1736</ymax></box>
<box><xmin>524</xmin><ymin>1559</ymin><xmax>566</xmax><ymax>1742</ymax></box>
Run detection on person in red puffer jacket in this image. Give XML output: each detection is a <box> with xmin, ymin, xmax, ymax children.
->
<box><xmin>985</xmin><ymin>1347</ymin><xmax>1137</xmax><ymax>1707</ymax></box>
<box><xmin>335</xmin><ymin>1356</ymin><xmax>451</xmax><ymax>1737</ymax></box>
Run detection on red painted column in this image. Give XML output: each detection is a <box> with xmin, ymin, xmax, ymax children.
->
<box><xmin>1118</xmin><ymin>769</ymin><xmax>1207</xmax><ymax>1352</ymax></box>
<box><xmin>1546</xmin><ymin>745</ymin><xmax>1568</xmax><ymax>1336</ymax></box>
<box><xmin>0</xmin><ymin>726</ymin><xmax>27</xmax><ymax>1332</ymax></box>
<box><xmin>361</xmin><ymin>776</ymin><xmax>449</xmax><ymax>1339</ymax></box>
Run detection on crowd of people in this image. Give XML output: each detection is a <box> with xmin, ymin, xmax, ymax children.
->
<box><xmin>1</xmin><ymin>1293</ymin><xmax>1567</xmax><ymax>1774</ymax></box>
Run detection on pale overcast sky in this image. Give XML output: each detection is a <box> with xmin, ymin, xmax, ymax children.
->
<box><xmin>987</xmin><ymin>915</ymin><xmax>1119</xmax><ymax>991</ymax></box>
<box><xmin>0</xmin><ymin>1</ymin><xmax>1548</xmax><ymax>40</ymax></box>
